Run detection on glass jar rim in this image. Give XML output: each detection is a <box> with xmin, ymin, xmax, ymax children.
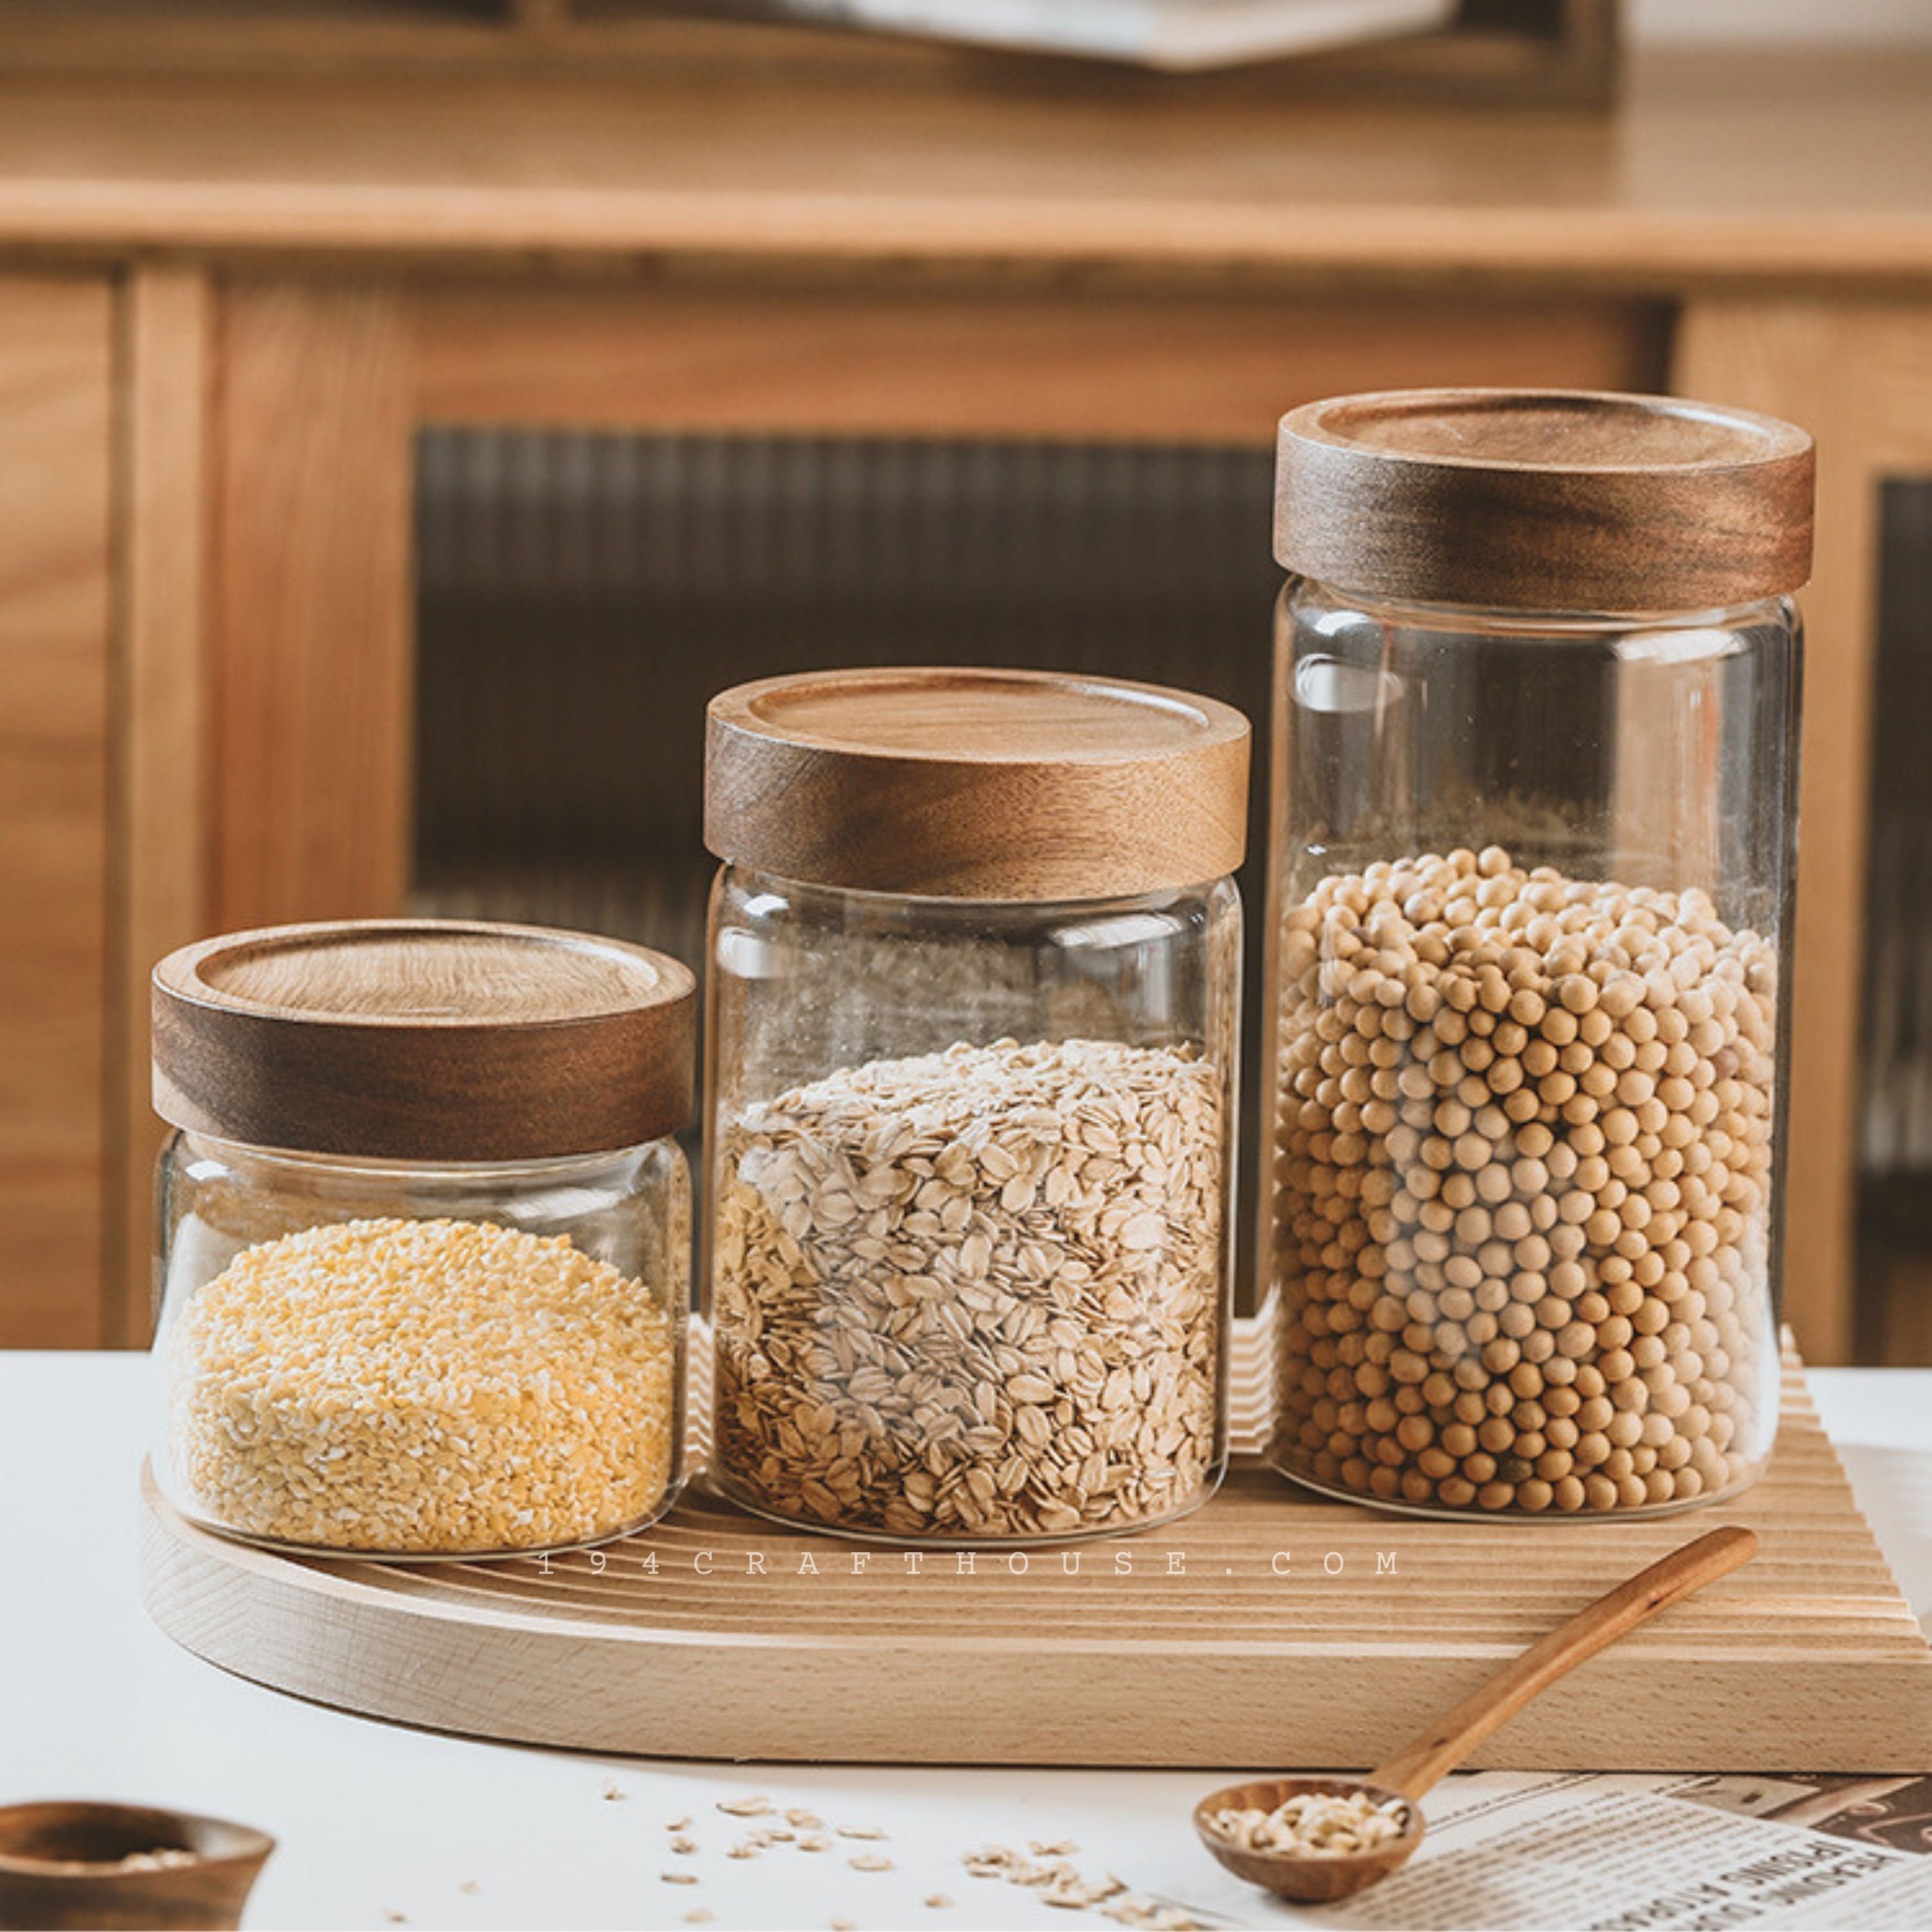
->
<box><xmin>720</xmin><ymin>867</ymin><xmax>1236</xmax><ymax>916</ymax></box>
<box><xmin>1280</xmin><ymin>578</ymin><xmax>1796</xmax><ymax>632</ymax></box>
<box><xmin>167</xmin><ymin>1128</ymin><xmax>666</xmax><ymax>1184</ymax></box>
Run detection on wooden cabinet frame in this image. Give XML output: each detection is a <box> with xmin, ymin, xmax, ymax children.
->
<box><xmin>0</xmin><ymin>273</ymin><xmax>113</xmax><ymax>1347</ymax></box>
<box><xmin>1676</xmin><ymin>299</ymin><xmax>1932</xmax><ymax>1366</ymax></box>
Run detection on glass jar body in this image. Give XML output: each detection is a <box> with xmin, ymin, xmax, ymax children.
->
<box><xmin>1264</xmin><ymin>581</ymin><xmax>1799</xmax><ymax>1519</ymax></box>
<box><xmin>704</xmin><ymin>866</ymin><xmax>1242</xmax><ymax>1544</ymax></box>
<box><xmin>153</xmin><ymin>1133</ymin><xmax>689</xmax><ymax>1556</ymax></box>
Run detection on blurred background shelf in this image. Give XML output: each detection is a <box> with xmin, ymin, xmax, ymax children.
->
<box><xmin>0</xmin><ymin>14</ymin><xmax>1927</xmax><ymax>1370</ymax></box>
<box><xmin>0</xmin><ymin>1</ymin><xmax>1617</xmax><ymax>102</ymax></box>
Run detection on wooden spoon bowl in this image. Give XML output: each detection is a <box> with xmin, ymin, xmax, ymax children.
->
<box><xmin>1195</xmin><ymin>1776</ymin><xmax>1423</xmax><ymax>1904</ymax></box>
<box><xmin>0</xmin><ymin>1801</ymin><xmax>274</xmax><ymax>1931</ymax></box>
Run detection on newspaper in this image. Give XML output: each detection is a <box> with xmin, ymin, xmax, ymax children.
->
<box><xmin>1143</xmin><ymin>1771</ymin><xmax>1932</xmax><ymax>1930</ymax></box>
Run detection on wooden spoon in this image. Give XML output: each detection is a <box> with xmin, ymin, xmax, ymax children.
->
<box><xmin>1195</xmin><ymin>1524</ymin><xmax>1758</xmax><ymax>1905</ymax></box>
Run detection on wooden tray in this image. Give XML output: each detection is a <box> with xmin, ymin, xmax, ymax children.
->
<box><xmin>140</xmin><ymin>1354</ymin><xmax>1932</xmax><ymax>1770</ymax></box>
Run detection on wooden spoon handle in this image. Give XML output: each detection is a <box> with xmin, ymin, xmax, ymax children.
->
<box><xmin>1368</xmin><ymin>1525</ymin><xmax>1758</xmax><ymax>1801</ymax></box>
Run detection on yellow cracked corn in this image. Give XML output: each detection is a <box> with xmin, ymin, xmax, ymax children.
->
<box><xmin>164</xmin><ymin>1216</ymin><xmax>675</xmax><ymax>1553</ymax></box>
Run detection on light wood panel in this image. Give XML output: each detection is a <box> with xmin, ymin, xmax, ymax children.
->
<box><xmin>0</xmin><ymin>53</ymin><xmax>1922</xmax><ymax>280</ymax></box>
<box><xmin>214</xmin><ymin>279</ymin><xmax>413</xmax><ymax>933</ymax></box>
<box><xmin>414</xmin><ymin>283</ymin><xmax>1663</xmax><ymax>441</ymax></box>
<box><xmin>139</xmin><ymin>1351</ymin><xmax>1932</xmax><ymax>1770</ymax></box>
<box><xmin>1674</xmin><ymin>299</ymin><xmax>1932</xmax><ymax>1366</ymax></box>
<box><xmin>0</xmin><ymin>275</ymin><xmax>113</xmax><ymax>1347</ymax></box>
<box><xmin>110</xmin><ymin>263</ymin><xmax>212</xmax><ymax>1349</ymax></box>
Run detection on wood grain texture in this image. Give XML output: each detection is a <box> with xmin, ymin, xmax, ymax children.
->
<box><xmin>0</xmin><ymin>53</ymin><xmax>1922</xmax><ymax>279</ymax></box>
<box><xmin>1672</xmin><ymin>299</ymin><xmax>1932</xmax><ymax>1365</ymax></box>
<box><xmin>706</xmin><ymin>667</ymin><xmax>1251</xmax><ymax>898</ymax></box>
<box><xmin>214</xmin><ymin>279</ymin><xmax>412</xmax><ymax>933</ymax></box>
<box><xmin>0</xmin><ymin>274</ymin><xmax>113</xmax><ymax>1348</ymax></box>
<box><xmin>413</xmin><ymin>283</ymin><xmax>1666</xmax><ymax>446</ymax></box>
<box><xmin>1273</xmin><ymin>388</ymin><xmax>1813</xmax><ymax>612</ymax></box>
<box><xmin>153</xmin><ymin>920</ymin><xmax>697</xmax><ymax>1160</ymax></box>
<box><xmin>0</xmin><ymin>1799</ymin><xmax>272</xmax><ymax>1932</ymax></box>
<box><xmin>138</xmin><ymin>1347</ymin><xmax>1932</xmax><ymax>1770</ymax></box>
<box><xmin>110</xmin><ymin>263</ymin><xmax>213</xmax><ymax>1349</ymax></box>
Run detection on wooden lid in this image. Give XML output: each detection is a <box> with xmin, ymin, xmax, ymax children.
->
<box><xmin>705</xmin><ymin>667</ymin><xmax>1250</xmax><ymax>899</ymax></box>
<box><xmin>153</xmin><ymin>920</ymin><xmax>696</xmax><ymax>1161</ymax></box>
<box><xmin>1274</xmin><ymin>388</ymin><xmax>1815</xmax><ymax>613</ymax></box>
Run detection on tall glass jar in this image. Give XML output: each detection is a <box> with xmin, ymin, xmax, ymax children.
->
<box><xmin>703</xmin><ymin>667</ymin><xmax>1249</xmax><ymax>1544</ymax></box>
<box><xmin>1264</xmin><ymin>390</ymin><xmax>1814</xmax><ymax>1519</ymax></box>
<box><xmin>150</xmin><ymin>919</ymin><xmax>696</xmax><ymax>1557</ymax></box>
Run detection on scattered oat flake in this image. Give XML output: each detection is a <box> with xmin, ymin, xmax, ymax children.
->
<box><xmin>799</xmin><ymin>1834</ymin><xmax>831</xmax><ymax>1852</ymax></box>
<box><xmin>665</xmin><ymin>1815</ymin><xmax>692</xmax><ymax>1832</ymax></box>
<box><xmin>726</xmin><ymin>1845</ymin><xmax>759</xmax><ymax>1861</ymax></box>
<box><xmin>786</xmin><ymin>1808</ymin><xmax>823</xmax><ymax>1829</ymax></box>
<box><xmin>661</xmin><ymin>1871</ymin><xmax>699</xmax><ymax>1886</ymax></box>
<box><xmin>670</xmin><ymin>1836</ymin><xmax>698</xmax><ymax>1855</ymax></box>
<box><xmin>457</xmin><ymin>1880</ymin><xmax>478</xmax><ymax>1895</ymax></box>
<box><xmin>1103</xmin><ymin>1903</ymin><xmax>1204</xmax><ymax>1932</ymax></box>
<box><xmin>383</xmin><ymin>1914</ymin><xmax>406</xmax><ymax>1926</ymax></box>
<box><xmin>924</xmin><ymin>1895</ymin><xmax>952</xmax><ymax>1910</ymax></box>
<box><xmin>831</xmin><ymin>1919</ymin><xmax>858</xmax><ymax>1932</ymax></box>
<box><xmin>683</xmin><ymin>1914</ymin><xmax>714</xmax><ymax>1927</ymax></box>
<box><xmin>601</xmin><ymin>1783</ymin><xmax>627</xmax><ymax>1802</ymax></box>
<box><xmin>717</xmin><ymin>1795</ymin><xmax>773</xmax><ymax>1817</ymax></box>
<box><xmin>1030</xmin><ymin>1840</ymin><xmax>1078</xmax><ymax>1857</ymax></box>
<box><xmin>837</xmin><ymin>1824</ymin><xmax>887</xmax><ymax>1841</ymax></box>
<box><xmin>849</xmin><ymin>1853</ymin><xmax>894</xmax><ymax>1873</ymax></box>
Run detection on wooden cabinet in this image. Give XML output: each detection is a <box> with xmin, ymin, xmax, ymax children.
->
<box><xmin>1</xmin><ymin>51</ymin><xmax>1929</xmax><ymax>1359</ymax></box>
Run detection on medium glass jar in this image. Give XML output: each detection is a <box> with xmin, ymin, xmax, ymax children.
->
<box><xmin>1264</xmin><ymin>390</ymin><xmax>1814</xmax><ymax>1519</ymax></box>
<box><xmin>151</xmin><ymin>919</ymin><xmax>696</xmax><ymax>1557</ymax></box>
<box><xmin>702</xmin><ymin>667</ymin><xmax>1249</xmax><ymax>1544</ymax></box>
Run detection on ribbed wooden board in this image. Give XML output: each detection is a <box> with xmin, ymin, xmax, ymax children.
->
<box><xmin>139</xmin><ymin>1350</ymin><xmax>1932</xmax><ymax>1770</ymax></box>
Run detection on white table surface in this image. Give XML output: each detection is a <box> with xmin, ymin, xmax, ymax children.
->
<box><xmin>3</xmin><ymin>1354</ymin><xmax>1927</xmax><ymax>1932</ymax></box>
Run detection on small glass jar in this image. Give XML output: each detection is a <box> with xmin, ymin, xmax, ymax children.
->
<box><xmin>150</xmin><ymin>919</ymin><xmax>696</xmax><ymax>1557</ymax></box>
<box><xmin>702</xmin><ymin>667</ymin><xmax>1249</xmax><ymax>1544</ymax></box>
<box><xmin>1264</xmin><ymin>390</ymin><xmax>1814</xmax><ymax>1519</ymax></box>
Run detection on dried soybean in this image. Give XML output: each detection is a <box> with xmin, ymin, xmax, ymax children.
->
<box><xmin>1271</xmin><ymin>846</ymin><xmax>1777</xmax><ymax>1515</ymax></box>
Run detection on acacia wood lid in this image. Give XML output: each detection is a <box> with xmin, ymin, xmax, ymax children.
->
<box><xmin>153</xmin><ymin>920</ymin><xmax>697</xmax><ymax>1161</ymax></box>
<box><xmin>705</xmin><ymin>666</ymin><xmax>1251</xmax><ymax>900</ymax></box>
<box><xmin>1274</xmin><ymin>388</ymin><xmax>1815</xmax><ymax>613</ymax></box>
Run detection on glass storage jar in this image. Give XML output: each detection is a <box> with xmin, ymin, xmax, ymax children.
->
<box><xmin>1264</xmin><ymin>389</ymin><xmax>1814</xmax><ymax>1519</ymax></box>
<box><xmin>703</xmin><ymin>667</ymin><xmax>1249</xmax><ymax>1544</ymax></box>
<box><xmin>151</xmin><ymin>919</ymin><xmax>696</xmax><ymax>1557</ymax></box>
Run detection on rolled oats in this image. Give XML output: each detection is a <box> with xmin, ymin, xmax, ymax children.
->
<box><xmin>712</xmin><ymin>1038</ymin><xmax>1226</xmax><ymax>1540</ymax></box>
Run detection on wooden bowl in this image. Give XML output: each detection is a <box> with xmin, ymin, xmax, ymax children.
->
<box><xmin>0</xmin><ymin>1801</ymin><xmax>274</xmax><ymax>1930</ymax></box>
